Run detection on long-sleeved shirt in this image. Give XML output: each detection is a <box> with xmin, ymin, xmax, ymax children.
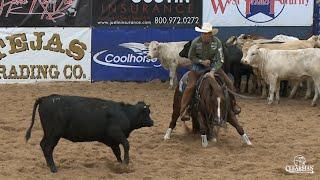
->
<box><xmin>188</xmin><ymin>35</ymin><xmax>224</xmax><ymax>72</ymax></box>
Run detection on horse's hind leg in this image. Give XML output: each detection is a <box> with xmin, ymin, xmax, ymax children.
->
<box><xmin>228</xmin><ymin>112</ymin><xmax>252</xmax><ymax>145</ymax></box>
<box><xmin>164</xmin><ymin>87</ymin><xmax>181</xmax><ymax>140</ymax></box>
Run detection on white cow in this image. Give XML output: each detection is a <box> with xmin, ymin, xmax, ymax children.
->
<box><xmin>242</xmin><ymin>45</ymin><xmax>320</xmax><ymax>106</ymax></box>
<box><xmin>145</xmin><ymin>41</ymin><xmax>191</xmax><ymax>88</ymax></box>
<box><xmin>241</xmin><ymin>37</ymin><xmax>320</xmax><ymax>99</ymax></box>
<box><xmin>272</xmin><ymin>34</ymin><xmax>299</xmax><ymax>42</ymax></box>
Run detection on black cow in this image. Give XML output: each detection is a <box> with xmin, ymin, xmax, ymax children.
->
<box><xmin>25</xmin><ymin>94</ymin><xmax>154</xmax><ymax>173</ymax></box>
<box><xmin>179</xmin><ymin>40</ymin><xmax>253</xmax><ymax>92</ymax></box>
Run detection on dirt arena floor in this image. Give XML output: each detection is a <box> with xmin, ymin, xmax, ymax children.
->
<box><xmin>0</xmin><ymin>81</ymin><xmax>319</xmax><ymax>179</ymax></box>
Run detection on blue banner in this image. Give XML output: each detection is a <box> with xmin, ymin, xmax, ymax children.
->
<box><xmin>92</xmin><ymin>27</ymin><xmax>198</xmax><ymax>82</ymax></box>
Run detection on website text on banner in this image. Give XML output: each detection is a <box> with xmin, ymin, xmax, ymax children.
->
<box><xmin>0</xmin><ymin>28</ymin><xmax>91</xmax><ymax>83</ymax></box>
<box><xmin>0</xmin><ymin>0</ymin><xmax>91</xmax><ymax>27</ymax></box>
<box><xmin>92</xmin><ymin>0</ymin><xmax>202</xmax><ymax>27</ymax></box>
<box><xmin>203</xmin><ymin>0</ymin><xmax>313</xmax><ymax>26</ymax></box>
<box><xmin>92</xmin><ymin>28</ymin><xmax>198</xmax><ymax>82</ymax></box>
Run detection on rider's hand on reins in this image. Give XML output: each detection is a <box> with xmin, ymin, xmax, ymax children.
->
<box><xmin>202</xmin><ymin>59</ymin><xmax>211</xmax><ymax>67</ymax></box>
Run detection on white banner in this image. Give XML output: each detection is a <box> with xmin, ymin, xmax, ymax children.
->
<box><xmin>0</xmin><ymin>28</ymin><xmax>91</xmax><ymax>83</ymax></box>
<box><xmin>203</xmin><ymin>0</ymin><xmax>314</xmax><ymax>26</ymax></box>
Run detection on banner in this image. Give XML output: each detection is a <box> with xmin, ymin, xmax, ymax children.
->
<box><xmin>92</xmin><ymin>28</ymin><xmax>198</xmax><ymax>82</ymax></box>
<box><xmin>0</xmin><ymin>0</ymin><xmax>91</xmax><ymax>27</ymax></box>
<box><xmin>92</xmin><ymin>0</ymin><xmax>202</xmax><ymax>27</ymax></box>
<box><xmin>203</xmin><ymin>0</ymin><xmax>314</xmax><ymax>26</ymax></box>
<box><xmin>0</xmin><ymin>28</ymin><xmax>91</xmax><ymax>83</ymax></box>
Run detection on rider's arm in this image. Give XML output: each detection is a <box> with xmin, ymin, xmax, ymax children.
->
<box><xmin>188</xmin><ymin>39</ymin><xmax>203</xmax><ymax>64</ymax></box>
<box><xmin>211</xmin><ymin>38</ymin><xmax>224</xmax><ymax>71</ymax></box>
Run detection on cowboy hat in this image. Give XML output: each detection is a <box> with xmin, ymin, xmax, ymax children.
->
<box><xmin>195</xmin><ymin>22</ymin><xmax>219</xmax><ymax>34</ymax></box>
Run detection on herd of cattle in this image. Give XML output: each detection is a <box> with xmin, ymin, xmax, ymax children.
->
<box><xmin>145</xmin><ymin>34</ymin><xmax>320</xmax><ymax>106</ymax></box>
<box><xmin>25</xmin><ymin>34</ymin><xmax>320</xmax><ymax>173</ymax></box>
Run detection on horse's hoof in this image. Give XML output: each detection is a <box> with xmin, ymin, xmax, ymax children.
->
<box><xmin>164</xmin><ymin>135</ymin><xmax>170</xmax><ymax>140</ymax></box>
<box><xmin>50</xmin><ymin>167</ymin><xmax>58</xmax><ymax>173</ymax></box>
<box><xmin>201</xmin><ymin>135</ymin><xmax>208</xmax><ymax>148</ymax></box>
<box><xmin>241</xmin><ymin>134</ymin><xmax>252</xmax><ymax>146</ymax></box>
<box><xmin>164</xmin><ymin>128</ymin><xmax>172</xmax><ymax>140</ymax></box>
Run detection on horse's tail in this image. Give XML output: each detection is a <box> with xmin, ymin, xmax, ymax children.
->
<box><xmin>226</xmin><ymin>88</ymin><xmax>258</xmax><ymax>99</ymax></box>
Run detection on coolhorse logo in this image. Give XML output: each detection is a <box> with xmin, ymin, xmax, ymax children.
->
<box><xmin>93</xmin><ymin>42</ymin><xmax>161</xmax><ymax>69</ymax></box>
<box><xmin>285</xmin><ymin>155</ymin><xmax>314</xmax><ymax>174</ymax></box>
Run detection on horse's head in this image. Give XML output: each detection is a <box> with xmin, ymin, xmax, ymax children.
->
<box><xmin>197</xmin><ymin>74</ymin><xmax>228</xmax><ymax>126</ymax></box>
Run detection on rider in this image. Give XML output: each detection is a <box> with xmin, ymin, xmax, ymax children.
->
<box><xmin>180</xmin><ymin>22</ymin><xmax>241</xmax><ymax>121</ymax></box>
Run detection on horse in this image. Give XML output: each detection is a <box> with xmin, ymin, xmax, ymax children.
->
<box><xmin>164</xmin><ymin>71</ymin><xmax>252</xmax><ymax>147</ymax></box>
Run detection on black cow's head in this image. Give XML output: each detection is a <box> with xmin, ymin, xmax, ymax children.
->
<box><xmin>179</xmin><ymin>40</ymin><xmax>192</xmax><ymax>58</ymax></box>
<box><xmin>134</xmin><ymin>102</ymin><xmax>154</xmax><ymax>128</ymax></box>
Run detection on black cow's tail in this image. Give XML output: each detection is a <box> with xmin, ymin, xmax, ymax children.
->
<box><xmin>25</xmin><ymin>97</ymin><xmax>42</xmax><ymax>142</ymax></box>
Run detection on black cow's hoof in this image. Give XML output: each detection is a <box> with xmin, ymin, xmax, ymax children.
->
<box><xmin>122</xmin><ymin>162</ymin><xmax>129</xmax><ymax>166</ymax></box>
<box><xmin>122</xmin><ymin>160</ymin><xmax>129</xmax><ymax>165</ymax></box>
<box><xmin>50</xmin><ymin>167</ymin><xmax>58</xmax><ymax>173</ymax></box>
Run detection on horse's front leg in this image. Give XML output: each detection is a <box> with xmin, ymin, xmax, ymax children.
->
<box><xmin>164</xmin><ymin>87</ymin><xmax>181</xmax><ymax>140</ymax></box>
<box><xmin>198</xmin><ymin>112</ymin><xmax>209</xmax><ymax>148</ymax></box>
<box><xmin>228</xmin><ymin>112</ymin><xmax>252</xmax><ymax>145</ymax></box>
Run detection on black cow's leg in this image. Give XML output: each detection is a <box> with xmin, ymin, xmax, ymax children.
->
<box><xmin>40</xmin><ymin>136</ymin><xmax>60</xmax><ymax>173</ymax></box>
<box><xmin>234</xmin><ymin>70</ymin><xmax>241</xmax><ymax>92</ymax></box>
<box><xmin>121</xmin><ymin>139</ymin><xmax>130</xmax><ymax>164</ymax></box>
<box><xmin>111</xmin><ymin>145</ymin><xmax>122</xmax><ymax>163</ymax></box>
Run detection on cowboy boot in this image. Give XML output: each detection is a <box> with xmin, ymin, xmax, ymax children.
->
<box><xmin>232</xmin><ymin>101</ymin><xmax>241</xmax><ymax>115</ymax></box>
